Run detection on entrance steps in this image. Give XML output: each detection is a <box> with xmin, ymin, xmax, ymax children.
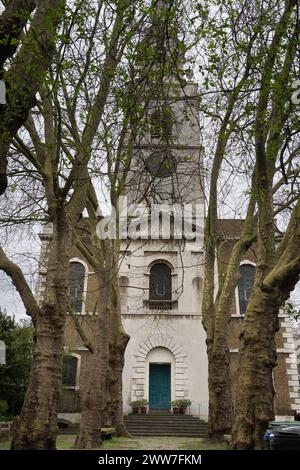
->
<box><xmin>124</xmin><ymin>413</ymin><xmax>208</xmax><ymax>437</ymax></box>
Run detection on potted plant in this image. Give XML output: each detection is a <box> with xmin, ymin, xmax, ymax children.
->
<box><xmin>171</xmin><ymin>400</ymin><xmax>181</xmax><ymax>414</ymax></box>
<box><xmin>130</xmin><ymin>400</ymin><xmax>140</xmax><ymax>414</ymax></box>
<box><xmin>178</xmin><ymin>399</ymin><xmax>191</xmax><ymax>415</ymax></box>
<box><xmin>139</xmin><ymin>399</ymin><xmax>148</xmax><ymax>414</ymax></box>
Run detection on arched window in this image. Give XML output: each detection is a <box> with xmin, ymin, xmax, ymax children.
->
<box><xmin>62</xmin><ymin>355</ymin><xmax>78</xmax><ymax>388</ymax></box>
<box><xmin>69</xmin><ymin>261</ymin><xmax>85</xmax><ymax>313</ymax></box>
<box><xmin>149</xmin><ymin>263</ymin><xmax>172</xmax><ymax>304</ymax></box>
<box><xmin>237</xmin><ymin>264</ymin><xmax>255</xmax><ymax>315</ymax></box>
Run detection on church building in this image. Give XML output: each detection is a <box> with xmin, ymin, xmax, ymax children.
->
<box><xmin>35</xmin><ymin>1</ymin><xmax>299</xmax><ymax>429</ymax></box>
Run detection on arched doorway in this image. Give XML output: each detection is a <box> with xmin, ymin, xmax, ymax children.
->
<box><xmin>146</xmin><ymin>347</ymin><xmax>175</xmax><ymax>410</ymax></box>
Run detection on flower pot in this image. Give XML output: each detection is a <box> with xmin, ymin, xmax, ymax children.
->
<box><xmin>179</xmin><ymin>407</ymin><xmax>186</xmax><ymax>415</ymax></box>
<box><xmin>131</xmin><ymin>407</ymin><xmax>139</xmax><ymax>414</ymax></box>
<box><xmin>140</xmin><ymin>406</ymin><xmax>147</xmax><ymax>414</ymax></box>
<box><xmin>173</xmin><ymin>407</ymin><xmax>180</xmax><ymax>415</ymax></box>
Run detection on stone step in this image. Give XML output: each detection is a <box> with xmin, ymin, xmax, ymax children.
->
<box><xmin>124</xmin><ymin>414</ymin><xmax>208</xmax><ymax>437</ymax></box>
<box><xmin>124</xmin><ymin>420</ymin><xmax>206</xmax><ymax>425</ymax></box>
<box><xmin>125</xmin><ymin>418</ymin><xmax>205</xmax><ymax>422</ymax></box>
<box><xmin>58</xmin><ymin>416</ymin><xmax>209</xmax><ymax>438</ymax></box>
<box><xmin>125</xmin><ymin>425</ymin><xmax>206</xmax><ymax>430</ymax></box>
<box><xmin>124</xmin><ymin>415</ymin><xmax>205</xmax><ymax>420</ymax></box>
<box><xmin>124</xmin><ymin>419</ymin><xmax>206</xmax><ymax>425</ymax></box>
<box><xmin>136</xmin><ymin>433</ymin><xmax>207</xmax><ymax>436</ymax></box>
<box><xmin>125</xmin><ymin>421</ymin><xmax>207</xmax><ymax>425</ymax></box>
<box><xmin>125</xmin><ymin>423</ymin><xmax>207</xmax><ymax>429</ymax></box>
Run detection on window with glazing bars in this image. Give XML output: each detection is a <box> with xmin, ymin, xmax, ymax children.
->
<box><xmin>237</xmin><ymin>264</ymin><xmax>255</xmax><ymax>315</ymax></box>
<box><xmin>69</xmin><ymin>262</ymin><xmax>85</xmax><ymax>313</ymax></box>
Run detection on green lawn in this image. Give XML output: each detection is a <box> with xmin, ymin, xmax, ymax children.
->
<box><xmin>0</xmin><ymin>435</ymin><xmax>227</xmax><ymax>451</ymax></box>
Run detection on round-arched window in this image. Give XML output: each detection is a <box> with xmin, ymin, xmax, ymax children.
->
<box><xmin>149</xmin><ymin>263</ymin><xmax>172</xmax><ymax>302</ymax></box>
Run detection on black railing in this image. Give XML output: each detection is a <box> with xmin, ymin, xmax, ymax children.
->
<box><xmin>148</xmin><ymin>299</ymin><xmax>174</xmax><ymax>310</ymax></box>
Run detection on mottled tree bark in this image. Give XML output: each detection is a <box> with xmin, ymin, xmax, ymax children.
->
<box><xmin>232</xmin><ymin>0</ymin><xmax>298</xmax><ymax>448</ymax></box>
<box><xmin>74</xmin><ymin>218</ymin><xmax>112</xmax><ymax>448</ymax></box>
<box><xmin>106</xmin><ymin>263</ymin><xmax>130</xmax><ymax>436</ymax></box>
<box><xmin>202</xmin><ymin>105</ymin><xmax>255</xmax><ymax>440</ymax></box>
<box><xmin>11</xmin><ymin>306</ymin><xmax>66</xmax><ymax>449</ymax></box>
<box><xmin>232</xmin><ymin>203</ymin><xmax>300</xmax><ymax>448</ymax></box>
<box><xmin>74</xmin><ymin>227</ymin><xmax>130</xmax><ymax>446</ymax></box>
<box><xmin>232</xmin><ymin>288</ymin><xmax>279</xmax><ymax>449</ymax></box>
<box><xmin>0</xmin><ymin>0</ymin><xmax>65</xmax><ymax>195</ymax></box>
<box><xmin>75</xmin><ymin>269</ymin><xmax>110</xmax><ymax>449</ymax></box>
<box><xmin>0</xmin><ymin>0</ymin><xmax>36</xmax><ymax>69</ymax></box>
<box><xmin>11</xmin><ymin>209</ymin><xmax>73</xmax><ymax>449</ymax></box>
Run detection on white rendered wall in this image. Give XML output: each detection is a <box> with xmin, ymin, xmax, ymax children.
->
<box><xmin>121</xmin><ymin>313</ymin><xmax>208</xmax><ymax>420</ymax></box>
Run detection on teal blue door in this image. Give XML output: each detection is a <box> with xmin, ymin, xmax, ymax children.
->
<box><xmin>149</xmin><ymin>363</ymin><xmax>171</xmax><ymax>409</ymax></box>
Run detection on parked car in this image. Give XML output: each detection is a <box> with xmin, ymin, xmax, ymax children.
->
<box><xmin>264</xmin><ymin>421</ymin><xmax>300</xmax><ymax>449</ymax></box>
<box><xmin>269</xmin><ymin>426</ymin><xmax>300</xmax><ymax>450</ymax></box>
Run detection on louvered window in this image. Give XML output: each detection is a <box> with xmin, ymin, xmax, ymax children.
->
<box><xmin>151</xmin><ymin>109</ymin><xmax>162</xmax><ymax>139</ymax></box>
<box><xmin>150</xmin><ymin>108</ymin><xmax>173</xmax><ymax>140</ymax></box>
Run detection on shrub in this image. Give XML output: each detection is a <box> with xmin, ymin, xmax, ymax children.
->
<box><xmin>171</xmin><ymin>400</ymin><xmax>181</xmax><ymax>407</ymax></box>
<box><xmin>0</xmin><ymin>400</ymin><xmax>8</xmax><ymax>415</ymax></box>
<box><xmin>139</xmin><ymin>399</ymin><xmax>148</xmax><ymax>407</ymax></box>
<box><xmin>129</xmin><ymin>400</ymin><xmax>141</xmax><ymax>407</ymax></box>
<box><xmin>178</xmin><ymin>399</ymin><xmax>191</xmax><ymax>408</ymax></box>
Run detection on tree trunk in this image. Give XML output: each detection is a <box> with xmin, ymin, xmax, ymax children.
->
<box><xmin>75</xmin><ymin>267</ymin><xmax>110</xmax><ymax>449</ymax></box>
<box><xmin>107</xmin><ymin>246</ymin><xmax>130</xmax><ymax>436</ymax></box>
<box><xmin>202</xmin><ymin>239</ymin><xmax>233</xmax><ymax>440</ymax></box>
<box><xmin>11</xmin><ymin>307</ymin><xmax>65</xmax><ymax>449</ymax></box>
<box><xmin>0</xmin><ymin>0</ymin><xmax>66</xmax><ymax>195</ymax></box>
<box><xmin>74</xmin><ymin>205</ymin><xmax>130</xmax><ymax>445</ymax></box>
<box><xmin>11</xmin><ymin>210</ymin><xmax>72</xmax><ymax>449</ymax></box>
<box><xmin>107</xmin><ymin>332</ymin><xmax>130</xmax><ymax>436</ymax></box>
<box><xmin>207</xmin><ymin>346</ymin><xmax>232</xmax><ymax>440</ymax></box>
<box><xmin>207</xmin><ymin>215</ymin><xmax>256</xmax><ymax>440</ymax></box>
<box><xmin>232</xmin><ymin>287</ymin><xmax>279</xmax><ymax>449</ymax></box>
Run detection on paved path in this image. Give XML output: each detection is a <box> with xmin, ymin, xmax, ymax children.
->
<box><xmin>100</xmin><ymin>436</ymin><xmax>226</xmax><ymax>451</ymax></box>
<box><xmin>104</xmin><ymin>437</ymin><xmax>196</xmax><ymax>450</ymax></box>
<box><xmin>0</xmin><ymin>436</ymin><xmax>226</xmax><ymax>451</ymax></box>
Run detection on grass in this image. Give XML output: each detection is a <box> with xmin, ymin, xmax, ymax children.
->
<box><xmin>180</xmin><ymin>438</ymin><xmax>228</xmax><ymax>451</ymax></box>
<box><xmin>0</xmin><ymin>435</ymin><xmax>228</xmax><ymax>451</ymax></box>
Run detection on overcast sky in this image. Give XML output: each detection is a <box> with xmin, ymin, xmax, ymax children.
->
<box><xmin>1</xmin><ymin>225</ymin><xmax>40</xmax><ymax>321</ymax></box>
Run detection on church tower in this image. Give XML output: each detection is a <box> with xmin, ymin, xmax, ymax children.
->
<box><xmin>119</xmin><ymin>0</ymin><xmax>208</xmax><ymax>418</ymax></box>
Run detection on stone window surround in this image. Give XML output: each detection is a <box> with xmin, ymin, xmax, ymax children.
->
<box><xmin>143</xmin><ymin>258</ymin><xmax>178</xmax><ymax>307</ymax></box>
<box><xmin>69</xmin><ymin>258</ymin><xmax>89</xmax><ymax>315</ymax></box>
